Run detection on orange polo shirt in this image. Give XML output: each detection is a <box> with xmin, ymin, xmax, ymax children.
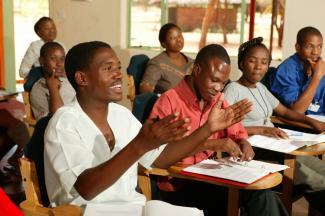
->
<box><xmin>150</xmin><ymin>79</ymin><xmax>248</xmax><ymax>191</ymax></box>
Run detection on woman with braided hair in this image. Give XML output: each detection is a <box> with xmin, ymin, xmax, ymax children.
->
<box><xmin>223</xmin><ymin>37</ymin><xmax>325</xmax><ymax>214</ymax></box>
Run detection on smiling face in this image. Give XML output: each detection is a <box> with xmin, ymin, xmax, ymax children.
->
<box><xmin>40</xmin><ymin>46</ymin><xmax>65</xmax><ymax>78</ymax></box>
<box><xmin>81</xmin><ymin>47</ymin><xmax>123</xmax><ymax>103</ymax></box>
<box><xmin>37</xmin><ymin>20</ymin><xmax>57</xmax><ymax>42</ymax></box>
<box><xmin>296</xmin><ymin>34</ymin><xmax>323</xmax><ymax>62</ymax></box>
<box><xmin>240</xmin><ymin>46</ymin><xmax>270</xmax><ymax>84</ymax></box>
<box><xmin>162</xmin><ymin>27</ymin><xmax>184</xmax><ymax>52</ymax></box>
<box><xmin>193</xmin><ymin>57</ymin><xmax>230</xmax><ymax>102</ymax></box>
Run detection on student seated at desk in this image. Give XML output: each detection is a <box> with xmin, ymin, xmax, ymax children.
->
<box><xmin>43</xmin><ymin>41</ymin><xmax>251</xmax><ymax>215</ymax></box>
<box><xmin>224</xmin><ymin>37</ymin><xmax>325</xmax><ymax>214</ymax></box>
<box><xmin>270</xmin><ymin>26</ymin><xmax>325</xmax><ymax>115</ymax></box>
<box><xmin>149</xmin><ymin>44</ymin><xmax>288</xmax><ymax>216</ymax></box>
<box><xmin>140</xmin><ymin>23</ymin><xmax>193</xmax><ymax>94</ymax></box>
<box><xmin>30</xmin><ymin>42</ymin><xmax>75</xmax><ymax>121</ymax></box>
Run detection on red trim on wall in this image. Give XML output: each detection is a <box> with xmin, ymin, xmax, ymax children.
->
<box><xmin>249</xmin><ymin>0</ymin><xmax>256</xmax><ymax>40</ymax></box>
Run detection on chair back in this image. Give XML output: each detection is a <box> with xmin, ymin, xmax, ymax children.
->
<box><xmin>22</xmin><ymin>91</ymin><xmax>36</xmax><ymax>135</ymax></box>
<box><xmin>132</xmin><ymin>92</ymin><xmax>158</xmax><ymax>123</ymax></box>
<box><xmin>261</xmin><ymin>66</ymin><xmax>277</xmax><ymax>90</ymax></box>
<box><xmin>23</xmin><ymin>115</ymin><xmax>52</xmax><ymax>206</ymax></box>
<box><xmin>19</xmin><ymin>115</ymin><xmax>82</xmax><ymax>216</ymax></box>
<box><xmin>19</xmin><ymin>157</ymin><xmax>43</xmax><ymax>206</ymax></box>
<box><xmin>23</xmin><ymin>67</ymin><xmax>43</xmax><ymax>92</ymax></box>
<box><xmin>126</xmin><ymin>54</ymin><xmax>150</xmax><ymax>102</ymax></box>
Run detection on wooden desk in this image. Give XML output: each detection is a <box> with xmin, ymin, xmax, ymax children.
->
<box><xmin>271</xmin><ymin>116</ymin><xmax>313</xmax><ymax>130</ymax></box>
<box><xmin>272</xmin><ymin>115</ymin><xmax>325</xmax><ymax>159</ymax></box>
<box><xmin>0</xmin><ymin>91</ymin><xmax>18</xmax><ymax>102</ymax></box>
<box><xmin>281</xmin><ymin>143</ymin><xmax>325</xmax><ymax>214</ymax></box>
<box><xmin>168</xmin><ymin>163</ymin><xmax>283</xmax><ymax>216</ymax></box>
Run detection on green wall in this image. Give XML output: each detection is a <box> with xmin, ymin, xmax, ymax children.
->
<box><xmin>2</xmin><ymin>0</ymin><xmax>16</xmax><ymax>91</ymax></box>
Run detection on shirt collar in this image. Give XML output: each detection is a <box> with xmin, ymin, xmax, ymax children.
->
<box><xmin>174</xmin><ymin>77</ymin><xmax>222</xmax><ymax>108</ymax></box>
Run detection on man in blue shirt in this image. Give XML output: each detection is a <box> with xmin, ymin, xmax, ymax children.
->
<box><xmin>271</xmin><ymin>26</ymin><xmax>325</xmax><ymax>115</ymax></box>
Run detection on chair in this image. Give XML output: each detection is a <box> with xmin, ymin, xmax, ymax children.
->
<box><xmin>137</xmin><ymin>164</ymin><xmax>170</xmax><ymax>201</ymax></box>
<box><xmin>126</xmin><ymin>54</ymin><xmax>150</xmax><ymax>102</ymax></box>
<box><xmin>22</xmin><ymin>91</ymin><xmax>36</xmax><ymax>135</ymax></box>
<box><xmin>132</xmin><ymin>92</ymin><xmax>159</xmax><ymax>123</ymax></box>
<box><xmin>19</xmin><ymin>115</ymin><xmax>82</xmax><ymax>215</ymax></box>
<box><xmin>261</xmin><ymin>66</ymin><xmax>277</xmax><ymax>91</ymax></box>
<box><xmin>23</xmin><ymin>67</ymin><xmax>43</xmax><ymax>92</ymax></box>
<box><xmin>19</xmin><ymin>157</ymin><xmax>82</xmax><ymax>216</ymax></box>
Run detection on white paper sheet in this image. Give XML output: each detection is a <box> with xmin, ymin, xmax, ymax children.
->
<box><xmin>248</xmin><ymin>128</ymin><xmax>325</xmax><ymax>153</ymax></box>
<box><xmin>183</xmin><ymin>158</ymin><xmax>288</xmax><ymax>184</ymax></box>
<box><xmin>84</xmin><ymin>200</ymin><xmax>203</xmax><ymax>216</ymax></box>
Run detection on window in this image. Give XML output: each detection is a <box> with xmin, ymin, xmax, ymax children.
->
<box><xmin>129</xmin><ymin>0</ymin><xmax>285</xmax><ymax>59</ymax></box>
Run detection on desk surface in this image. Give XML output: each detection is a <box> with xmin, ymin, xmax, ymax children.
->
<box><xmin>271</xmin><ymin>116</ymin><xmax>313</xmax><ymax>130</ymax></box>
<box><xmin>168</xmin><ymin>163</ymin><xmax>283</xmax><ymax>190</ymax></box>
<box><xmin>290</xmin><ymin>142</ymin><xmax>325</xmax><ymax>156</ymax></box>
<box><xmin>0</xmin><ymin>91</ymin><xmax>18</xmax><ymax>102</ymax></box>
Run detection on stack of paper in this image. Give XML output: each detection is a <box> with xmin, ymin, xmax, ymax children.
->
<box><xmin>181</xmin><ymin>158</ymin><xmax>288</xmax><ymax>184</ymax></box>
<box><xmin>248</xmin><ymin>128</ymin><xmax>325</xmax><ymax>153</ymax></box>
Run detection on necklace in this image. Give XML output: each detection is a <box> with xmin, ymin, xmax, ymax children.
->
<box><xmin>246</xmin><ymin>86</ymin><xmax>270</xmax><ymax>125</ymax></box>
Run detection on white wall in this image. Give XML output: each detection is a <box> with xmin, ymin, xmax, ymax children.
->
<box><xmin>282</xmin><ymin>0</ymin><xmax>325</xmax><ymax>58</ymax></box>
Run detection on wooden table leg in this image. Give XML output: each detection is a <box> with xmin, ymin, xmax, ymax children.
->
<box><xmin>227</xmin><ymin>188</ymin><xmax>239</xmax><ymax>216</ymax></box>
<box><xmin>282</xmin><ymin>154</ymin><xmax>296</xmax><ymax>215</ymax></box>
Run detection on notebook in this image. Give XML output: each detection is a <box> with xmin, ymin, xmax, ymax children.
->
<box><xmin>247</xmin><ymin>128</ymin><xmax>325</xmax><ymax>153</ymax></box>
<box><xmin>180</xmin><ymin>158</ymin><xmax>288</xmax><ymax>185</ymax></box>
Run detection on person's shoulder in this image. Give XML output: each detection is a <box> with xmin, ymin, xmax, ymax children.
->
<box><xmin>181</xmin><ymin>52</ymin><xmax>194</xmax><ymax>62</ymax></box>
<box><xmin>30</xmin><ymin>78</ymin><xmax>47</xmax><ymax>93</ymax></box>
<box><xmin>256</xmin><ymin>82</ymin><xmax>269</xmax><ymax>92</ymax></box>
<box><xmin>29</xmin><ymin>40</ymin><xmax>44</xmax><ymax>48</ymax></box>
<box><xmin>48</xmin><ymin>101</ymin><xmax>79</xmax><ymax>126</ymax></box>
<box><xmin>279</xmin><ymin>53</ymin><xmax>300</xmax><ymax>67</ymax></box>
<box><xmin>109</xmin><ymin>102</ymin><xmax>133</xmax><ymax>115</ymax></box>
<box><xmin>224</xmin><ymin>81</ymin><xmax>242</xmax><ymax>92</ymax></box>
<box><xmin>150</xmin><ymin>52</ymin><xmax>167</xmax><ymax>62</ymax></box>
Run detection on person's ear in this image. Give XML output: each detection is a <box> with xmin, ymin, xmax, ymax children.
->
<box><xmin>295</xmin><ymin>43</ymin><xmax>300</xmax><ymax>53</ymax></box>
<box><xmin>39</xmin><ymin>57</ymin><xmax>44</xmax><ymax>66</ymax></box>
<box><xmin>192</xmin><ymin>63</ymin><xmax>201</xmax><ymax>77</ymax></box>
<box><xmin>75</xmin><ymin>71</ymin><xmax>88</xmax><ymax>87</ymax></box>
<box><xmin>161</xmin><ymin>42</ymin><xmax>166</xmax><ymax>49</ymax></box>
<box><xmin>36</xmin><ymin>29</ymin><xmax>42</xmax><ymax>38</ymax></box>
<box><xmin>239</xmin><ymin>61</ymin><xmax>244</xmax><ymax>70</ymax></box>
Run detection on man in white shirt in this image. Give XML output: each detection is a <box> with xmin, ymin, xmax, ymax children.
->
<box><xmin>44</xmin><ymin>41</ymin><xmax>251</xmax><ymax>214</ymax></box>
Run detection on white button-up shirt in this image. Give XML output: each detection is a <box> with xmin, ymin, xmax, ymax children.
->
<box><xmin>44</xmin><ymin>99</ymin><xmax>162</xmax><ymax>207</ymax></box>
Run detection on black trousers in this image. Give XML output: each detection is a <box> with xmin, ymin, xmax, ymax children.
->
<box><xmin>158</xmin><ymin>179</ymin><xmax>288</xmax><ymax>216</ymax></box>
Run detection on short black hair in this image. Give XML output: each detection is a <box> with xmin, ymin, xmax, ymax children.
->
<box><xmin>65</xmin><ymin>41</ymin><xmax>111</xmax><ymax>90</ymax></box>
<box><xmin>238</xmin><ymin>37</ymin><xmax>271</xmax><ymax>71</ymax></box>
<box><xmin>34</xmin><ymin>17</ymin><xmax>54</xmax><ymax>33</ymax></box>
<box><xmin>159</xmin><ymin>23</ymin><xmax>181</xmax><ymax>45</ymax></box>
<box><xmin>40</xmin><ymin>42</ymin><xmax>64</xmax><ymax>58</ymax></box>
<box><xmin>296</xmin><ymin>26</ymin><xmax>323</xmax><ymax>45</ymax></box>
<box><xmin>195</xmin><ymin>44</ymin><xmax>230</xmax><ymax>69</ymax></box>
